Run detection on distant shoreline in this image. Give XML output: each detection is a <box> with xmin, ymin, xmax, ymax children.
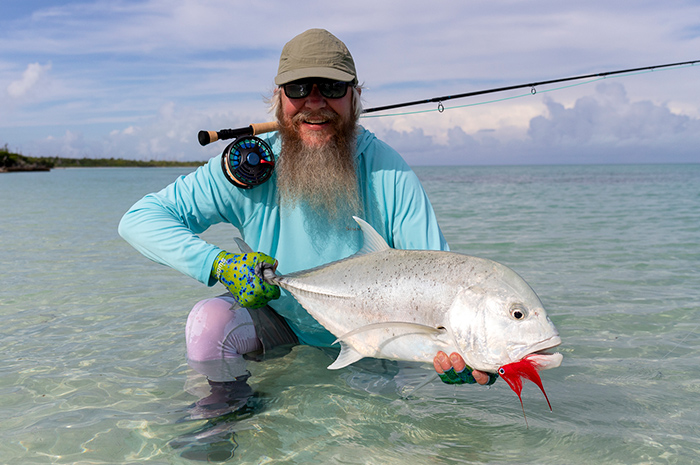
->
<box><xmin>1</xmin><ymin>148</ymin><xmax>206</xmax><ymax>172</ymax></box>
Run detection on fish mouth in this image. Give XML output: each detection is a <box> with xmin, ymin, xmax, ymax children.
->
<box><xmin>519</xmin><ymin>336</ymin><xmax>563</xmax><ymax>371</ymax></box>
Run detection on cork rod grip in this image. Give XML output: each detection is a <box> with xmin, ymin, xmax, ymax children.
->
<box><xmin>250</xmin><ymin>121</ymin><xmax>279</xmax><ymax>135</ymax></box>
<box><xmin>198</xmin><ymin>122</ymin><xmax>279</xmax><ymax>146</ymax></box>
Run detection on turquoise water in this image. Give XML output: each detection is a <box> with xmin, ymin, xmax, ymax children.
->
<box><xmin>1</xmin><ymin>164</ymin><xmax>699</xmax><ymax>464</ymax></box>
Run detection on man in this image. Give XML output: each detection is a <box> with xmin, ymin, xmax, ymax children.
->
<box><xmin>119</xmin><ymin>29</ymin><xmax>492</xmax><ymax>414</ymax></box>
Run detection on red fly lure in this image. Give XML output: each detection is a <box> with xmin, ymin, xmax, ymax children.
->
<box><xmin>498</xmin><ymin>356</ymin><xmax>553</xmax><ymax>426</ymax></box>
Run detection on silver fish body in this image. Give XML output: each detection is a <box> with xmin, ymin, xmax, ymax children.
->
<box><xmin>260</xmin><ymin>217</ymin><xmax>562</xmax><ymax>373</ymax></box>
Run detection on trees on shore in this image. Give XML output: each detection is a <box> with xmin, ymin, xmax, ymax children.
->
<box><xmin>1</xmin><ymin>145</ymin><xmax>205</xmax><ymax>171</ymax></box>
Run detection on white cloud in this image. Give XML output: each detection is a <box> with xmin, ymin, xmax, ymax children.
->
<box><xmin>377</xmin><ymin>82</ymin><xmax>700</xmax><ymax>165</ymax></box>
<box><xmin>29</xmin><ymin>101</ymin><xmax>248</xmax><ymax>160</ymax></box>
<box><xmin>6</xmin><ymin>62</ymin><xmax>52</xmax><ymax>98</ymax></box>
<box><xmin>527</xmin><ymin>82</ymin><xmax>699</xmax><ymax>146</ymax></box>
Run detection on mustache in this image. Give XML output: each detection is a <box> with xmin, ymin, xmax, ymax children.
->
<box><xmin>291</xmin><ymin>109</ymin><xmax>341</xmax><ymax>125</ymax></box>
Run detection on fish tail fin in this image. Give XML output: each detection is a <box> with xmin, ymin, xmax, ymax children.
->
<box><xmin>234</xmin><ymin>237</ymin><xmax>254</xmax><ymax>253</ymax></box>
<box><xmin>260</xmin><ymin>265</ymin><xmax>282</xmax><ymax>286</ymax></box>
<box><xmin>234</xmin><ymin>237</ymin><xmax>283</xmax><ymax>286</ymax></box>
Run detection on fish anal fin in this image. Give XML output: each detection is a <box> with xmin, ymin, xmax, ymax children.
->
<box><xmin>328</xmin><ymin>342</ymin><xmax>364</xmax><ymax>370</ymax></box>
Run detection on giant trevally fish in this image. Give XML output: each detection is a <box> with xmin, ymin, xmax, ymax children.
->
<box><xmin>245</xmin><ymin>217</ymin><xmax>562</xmax><ymax>412</ymax></box>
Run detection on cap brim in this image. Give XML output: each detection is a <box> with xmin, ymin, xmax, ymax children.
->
<box><xmin>275</xmin><ymin>67</ymin><xmax>356</xmax><ymax>85</ymax></box>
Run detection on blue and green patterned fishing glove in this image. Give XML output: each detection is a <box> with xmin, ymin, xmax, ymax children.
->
<box><xmin>439</xmin><ymin>366</ymin><xmax>499</xmax><ymax>385</ymax></box>
<box><xmin>211</xmin><ymin>251</ymin><xmax>280</xmax><ymax>309</ymax></box>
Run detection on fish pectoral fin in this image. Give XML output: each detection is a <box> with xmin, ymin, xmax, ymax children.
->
<box><xmin>333</xmin><ymin>322</ymin><xmax>446</xmax><ymax>345</ymax></box>
<box><xmin>327</xmin><ymin>342</ymin><xmax>365</xmax><ymax>370</ymax></box>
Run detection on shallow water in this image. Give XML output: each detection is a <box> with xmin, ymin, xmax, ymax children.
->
<box><xmin>1</xmin><ymin>164</ymin><xmax>699</xmax><ymax>464</ymax></box>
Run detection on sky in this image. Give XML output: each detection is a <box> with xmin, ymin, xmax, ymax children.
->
<box><xmin>1</xmin><ymin>0</ymin><xmax>699</xmax><ymax>166</ymax></box>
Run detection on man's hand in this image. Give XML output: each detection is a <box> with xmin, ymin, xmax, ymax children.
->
<box><xmin>212</xmin><ymin>251</ymin><xmax>281</xmax><ymax>309</ymax></box>
<box><xmin>433</xmin><ymin>351</ymin><xmax>495</xmax><ymax>385</ymax></box>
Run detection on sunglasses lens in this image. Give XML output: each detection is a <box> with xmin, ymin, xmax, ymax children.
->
<box><xmin>284</xmin><ymin>82</ymin><xmax>311</xmax><ymax>99</ymax></box>
<box><xmin>318</xmin><ymin>81</ymin><xmax>348</xmax><ymax>98</ymax></box>
<box><xmin>284</xmin><ymin>80</ymin><xmax>349</xmax><ymax>99</ymax></box>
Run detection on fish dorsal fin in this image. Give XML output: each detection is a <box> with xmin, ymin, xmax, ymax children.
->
<box><xmin>328</xmin><ymin>342</ymin><xmax>365</xmax><ymax>370</ymax></box>
<box><xmin>234</xmin><ymin>237</ymin><xmax>254</xmax><ymax>254</ymax></box>
<box><xmin>353</xmin><ymin>216</ymin><xmax>391</xmax><ymax>255</ymax></box>
<box><xmin>333</xmin><ymin>321</ymin><xmax>445</xmax><ymax>345</ymax></box>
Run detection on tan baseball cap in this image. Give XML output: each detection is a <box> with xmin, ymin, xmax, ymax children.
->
<box><xmin>275</xmin><ymin>29</ymin><xmax>357</xmax><ymax>86</ymax></box>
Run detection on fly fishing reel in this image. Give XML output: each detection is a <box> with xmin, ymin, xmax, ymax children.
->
<box><xmin>198</xmin><ymin>122</ymin><xmax>279</xmax><ymax>189</ymax></box>
<box><xmin>221</xmin><ymin>135</ymin><xmax>275</xmax><ymax>189</ymax></box>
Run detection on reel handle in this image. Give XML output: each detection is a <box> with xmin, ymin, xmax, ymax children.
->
<box><xmin>198</xmin><ymin>122</ymin><xmax>279</xmax><ymax>146</ymax></box>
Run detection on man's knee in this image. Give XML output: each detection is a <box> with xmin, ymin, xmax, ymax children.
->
<box><xmin>186</xmin><ymin>296</ymin><xmax>260</xmax><ymax>361</ymax></box>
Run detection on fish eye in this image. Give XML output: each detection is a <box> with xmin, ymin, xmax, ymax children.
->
<box><xmin>509</xmin><ymin>303</ymin><xmax>528</xmax><ymax>320</ymax></box>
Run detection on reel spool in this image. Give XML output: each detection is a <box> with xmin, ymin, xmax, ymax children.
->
<box><xmin>221</xmin><ymin>136</ymin><xmax>275</xmax><ymax>189</ymax></box>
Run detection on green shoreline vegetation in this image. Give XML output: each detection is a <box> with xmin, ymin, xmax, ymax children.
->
<box><xmin>1</xmin><ymin>145</ymin><xmax>206</xmax><ymax>172</ymax></box>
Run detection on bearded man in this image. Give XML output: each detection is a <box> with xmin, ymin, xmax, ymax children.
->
<box><xmin>119</xmin><ymin>29</ymin><xmax>489</xmax><ymax>418</ymax></box>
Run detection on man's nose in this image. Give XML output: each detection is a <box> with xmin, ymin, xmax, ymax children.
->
<box><xmin>303</xmin><ymin>84</ymin><xmax>326</xmax><ymax>109</ymax></box>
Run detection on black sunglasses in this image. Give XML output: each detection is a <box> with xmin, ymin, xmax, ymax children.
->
<box><xmin>282</xmin><ymin>79</ymin><xmax>351</xmax><ymax>99</ymax></box>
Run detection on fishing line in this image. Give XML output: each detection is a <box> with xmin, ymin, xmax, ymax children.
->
<box><xmin>360</xmin><ymin>59</ymin><xmax>699</xmax><ymax>116</ymax></box>
<box><xmin>360</xmin><ymin>76</ymin><xmax>607</xmax><ymax>119</ymax></box>
<box><xmin>361</xmin><ymin>62</ymin><xmax>699</xmax><ymax>118</ymax></box>
<box><xmin>659</xmin><ymin>321</ymin><xmax>700</xmax><ymax>360</ymax></box>
<box><xmin>198</xmin><ymin>60</ymin><xmax>699</xmax><ymax>146</ymax></box>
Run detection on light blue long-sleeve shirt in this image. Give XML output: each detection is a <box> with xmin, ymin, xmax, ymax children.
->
<box><xmin>119</xmin><ymin>127</ymin><xmax>448</xmax><ymax>346</ymax></box>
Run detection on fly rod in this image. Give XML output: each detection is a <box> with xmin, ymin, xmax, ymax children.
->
<box><xmin>198</xmin><ymin>59</ymin><xmax>699</xmax><ymax>146</ymax></box>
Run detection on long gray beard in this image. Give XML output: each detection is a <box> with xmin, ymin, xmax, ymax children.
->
<box><xmin>275</xmin><ymin>106</ymin><xmax>362</xmax><ymax>221</ymax></box>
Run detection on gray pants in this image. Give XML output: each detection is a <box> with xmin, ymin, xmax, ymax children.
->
<box><xmin>185</xmin><ymin>294</ymin><xmax>298</xmax><ymax>382</ymax></box>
